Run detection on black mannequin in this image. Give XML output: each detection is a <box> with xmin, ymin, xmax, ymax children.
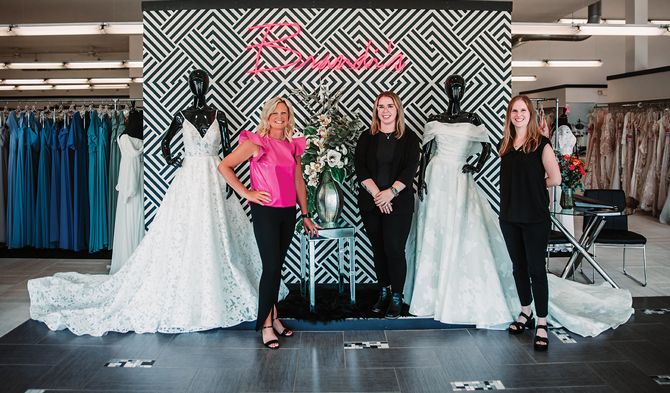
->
<box><xmin>161</xmin><ymin>69</ymin><xmax>231</xmax><ymax>166</ymax></box>
<box><xmin>161</xmin><ymin>69</ymin><xmax>232</xmax><ymax>196</ymax></box>
<box><xmin>418</xmin><ymin>74</ymin><xmax>491</xmax><ymax>200</ymax></box>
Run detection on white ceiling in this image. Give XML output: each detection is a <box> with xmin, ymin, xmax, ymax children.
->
<box><xmin>1</xmin><ymin>0</ymin><xmax>669</xmax><ymax>98</ymax></box>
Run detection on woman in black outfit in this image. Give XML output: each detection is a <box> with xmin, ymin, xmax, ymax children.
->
<box><xmin>498</xmin><ymin>95</ymin><xmax>561</xmax><ymax>351</ymax></box>
<box><xmin>354</xmin><ymin>91</ymin><xmax>420</xmax><ymax>319</ymax></box>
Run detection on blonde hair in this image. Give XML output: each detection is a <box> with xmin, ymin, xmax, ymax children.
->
<box><xmin>370</xmin><ymin>91</ymin><xmax>406</xmax><ymax>139</ymax></box>
<box><xmin>256</xmin><ymin>96</ymin><xmax>296</xmax><ymax>140</ymax></box>
<box><xmin>499</xmin><ymin>95</ymin><xmax>542</xmax><ymax>156</ymax></box>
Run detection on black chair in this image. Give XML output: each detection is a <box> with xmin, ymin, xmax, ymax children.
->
<box><xmin>583</xmin><ymin>189</ymin><xmax>647</xmax><ymax>286</ymax></box>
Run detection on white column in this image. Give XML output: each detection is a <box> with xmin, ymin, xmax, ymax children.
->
<box><xmin>625</xmin><ymin>0</ymin><xmax>648</xmax><ymax>72</ymax></box>
<box><xmin>129</xmin><ymin>35</ymin><xmax>143</xmax><ymax>99</ymax></box>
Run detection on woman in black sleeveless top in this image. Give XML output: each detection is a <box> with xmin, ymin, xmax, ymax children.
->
<box><xmin>498</xmin><ymin>95</ymin><xmax>561</xmax><ymax>351</ymax></box>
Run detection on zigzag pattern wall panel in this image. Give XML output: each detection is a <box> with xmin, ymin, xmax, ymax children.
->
<box><xmin>142</xmin><ymin>6</ymin><xmax>511</xmax><ymax>284</ymax></box>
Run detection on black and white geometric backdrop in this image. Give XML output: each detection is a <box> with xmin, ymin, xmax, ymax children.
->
<box><xmin>142</xmin><ymin>5</ymin><xmax>511</xmax><ymax>284</ymax></box>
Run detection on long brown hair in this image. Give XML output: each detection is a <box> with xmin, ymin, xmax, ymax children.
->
<box><xmin>370</xmin><ymin>91</ymin><xmax>406</xmax><ymax>139</ymax></box>
<box><xmin>256</xmin><ymin>96</ymin><xmax>296</xmax><ymax>141</ymax></box>
<box><xmin>499</xmin><ymin>95</ymin><xmax>542</xmax><ymax>156</ymax></box>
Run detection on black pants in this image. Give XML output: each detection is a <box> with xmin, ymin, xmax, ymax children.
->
<box><xmin>361</xmin><ymin>210</ymin><xmax>413</xmax><ymax>293</ymax></box>
<box><xmin>499</xmin><ymin>219</ymin><xmax>550</xmax><ymax>318</ymax></box>
<box><xmin>250</xmin><ymin>203</ymin><xmax>295</xmax><ymax>330</ymax></box>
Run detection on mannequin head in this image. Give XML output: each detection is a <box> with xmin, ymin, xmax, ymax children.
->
<box><xmin>188</xmin><ymin>69</ymin><xmax>209</xmax><ymax>105</ymax></box>
<box><xmin>444</xmin><ymin>74</ymin><xmax>465</xmax><ymax>116</ymax></box>
<box><xmin>445</xmin><ymin>74</ymin><xmax>465</xmax><ymax>103</ymax></box>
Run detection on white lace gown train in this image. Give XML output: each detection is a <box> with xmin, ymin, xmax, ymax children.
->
<box><xmin>28</xmin><ymin>118</ymin><xmax>287</xmax><ymax>336</ymax></box>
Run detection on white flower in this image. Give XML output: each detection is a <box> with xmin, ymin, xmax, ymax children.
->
<box><xmin>318</xmin><ymin>114</ymin><xmax>331</xmax><ymax>127</ymax></box>
<box><xmin>308</xmin><ymin>173</ymin><xmax>318</xmax><ymax>187</ymax></box>
<box><xmin>293</xmin><ymin>130</ymin><xmax>304</xmax><ymax>138</ymax></box>
<box><xmin>326</xmin><ymin>149</ymin><xmax>342</xmax><ymax>167</ymax></box>
<box><xmin>318</xmin><ymin>126</ymin><xmax>328</xmax><ymax>138</ymax></box>
<box><xmin>337</xmin><ymin>161</ymin><xmax>344</xmax><ymax>168</ymax></box>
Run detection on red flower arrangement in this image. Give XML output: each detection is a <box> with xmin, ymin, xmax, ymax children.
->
<box><xmin>556</xmin><ymin>153</ymin><xmax>587</xmax><ymax>191</ymax></box>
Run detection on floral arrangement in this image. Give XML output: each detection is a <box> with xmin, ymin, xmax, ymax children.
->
<box><xmin>291</xmin><ymin>85</ymin><xmax>363</xmax><ymax>218</ymax></box>
<box><xmin>556</xmin><ymin>152</ymin><xmax>587</xmax><ymax>191</ymax></box>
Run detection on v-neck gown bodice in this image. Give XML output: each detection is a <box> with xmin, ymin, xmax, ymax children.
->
<box><xmin>28</xmin><ymin>116</ymin><xmax>287</xmax><ymax>336</ymax></box>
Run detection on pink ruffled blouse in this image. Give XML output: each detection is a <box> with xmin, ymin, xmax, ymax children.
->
<box><xmin>239</xmin><ymin>130</ymin><xmax>306</xmax><ymax>208</ymax></box>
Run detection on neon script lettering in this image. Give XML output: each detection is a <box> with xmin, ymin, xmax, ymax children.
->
<box><xmin>246</xmin><ymin>23</ymin><xmax>407</xmax><ymax>75</ymax></box>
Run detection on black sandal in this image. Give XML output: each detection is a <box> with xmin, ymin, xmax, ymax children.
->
<box><xmin>262</xmin><ymin>326</ymin><xmax>279</xmax><ymax>349</ymax></box>
<box><xmin>270</xmin><ymin>306</ymin><xmax>293</xmax><ymax>337</ymax></box>
<box><xmin>508</xmin><ymin>311</ymin><xmax>535</xmax><ymax>335</ymax></box>
<box><xmin>272</xmin><ymin>317</ymin><xmax>293</xmax><ymax>337</ymax></box>
<box><xmin>534</xmin><ymin>324</ymin><xmax>549</xmax><ymax>351</ymax></box>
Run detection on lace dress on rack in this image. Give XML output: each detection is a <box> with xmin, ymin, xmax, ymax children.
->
<box><xmin>639</xmin><ymin>114</ymin><xmax>661</xmax><ymax>213</ymax></box>
<box><xmin>28</xmin><ymin>115</ymin><xmax>288</xmax><ymax>336</ymax></box>
<box><xmin>599</xmin><ymin>113</ymin><xmax>614</xmax><ymax>188</ymax></box>
<box><xmin>657</xmin><ymin>115</ymin><xmax>670</xmax><ymax>215</ymax></box>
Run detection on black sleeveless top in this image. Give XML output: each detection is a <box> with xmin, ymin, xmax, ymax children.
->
<box><xmin>499</xmin><ymin>136</ymin><xmax>551</xmax><ymax>223</ymax></box>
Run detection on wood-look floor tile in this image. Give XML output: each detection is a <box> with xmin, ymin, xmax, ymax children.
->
<box><xmin>294</xmin><ymin>367</ymin><xmax>398</xmax><ymax>392</ymax></box>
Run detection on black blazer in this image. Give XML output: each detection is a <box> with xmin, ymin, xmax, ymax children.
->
<box><xmin>354</xmin><ymin>129</ymin><xmax>421</xmax><ymax>214</ymax></box>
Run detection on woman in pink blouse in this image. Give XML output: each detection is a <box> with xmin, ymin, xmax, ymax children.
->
<box><xmin>219</xmin><ymin>96</ymin><xmax>318</xmax><ymax>349</ymax></box>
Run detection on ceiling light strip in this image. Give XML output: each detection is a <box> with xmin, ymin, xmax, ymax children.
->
<box><xmin>0</xmin><ymin>23</ymin><xmax>142</xmax><ymax>36</ymax></box>
<box><xmin>512</xmin><ymin>22</ymin><xmax>670</xmax><ymax>36</ymax></box>
<box><xmin>1</xmin><ymin>61</ymin><xmax>143</xmax><ymax>70</ymax></box>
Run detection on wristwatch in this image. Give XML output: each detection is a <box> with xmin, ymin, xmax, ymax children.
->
<box><xmin>390</xmin><ymin>187</ymin><xmax>399</xmax><ymax>197</ymax></box>
<box><xmin>301</xmin><ymin>213</ymin><xmax>310</xmax><ymax>219</ymax></box>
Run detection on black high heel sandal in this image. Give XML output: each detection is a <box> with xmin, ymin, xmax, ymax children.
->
<box><xmin>534</xmin><ymin>324</ymin><xmax>549</xmax><ymax>351</ymax></box>
<box><xmin>262</xmin><ymin>326</ymin><xmax>279</xmax><ymax>349</ymax></box>
<box><xmin>508</xmin><ymin>311</ymin><xmax>535</xmax><ymax>335</ymax></box>
<box><xmin>271</xmin><ymin>307</ymin><xmax>293</xmax><ymax>337</ymax></box>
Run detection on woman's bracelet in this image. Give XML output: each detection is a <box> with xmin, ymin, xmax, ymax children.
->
<box><xmin>301</xmin><ymin>213</ymin><xmax>310</xmax><ymax>219</ymax></box>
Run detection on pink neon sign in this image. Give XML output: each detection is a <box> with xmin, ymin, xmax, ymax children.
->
<box><xmin>246</xmin><ymin>22</ymin><xmax>407</xmax><ymax>75</ymax></box>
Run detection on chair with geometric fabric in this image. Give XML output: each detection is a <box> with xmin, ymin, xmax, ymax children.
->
<box><xmin>583</xmin><ymin>189</ymin><xmax>647</xmax><ymax>286</ymax></box>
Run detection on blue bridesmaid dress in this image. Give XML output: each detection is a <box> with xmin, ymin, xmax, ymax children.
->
<box><xmin>58</xmin><ymin>119</ymin><xmax>74</xmax><ymax>250</ymax></box>
<box><xmin>24</xmin><ymin>112</ymin><xmax>39</xmax><ymax>247</ymax></box>
<box><xmin>49</xmin><ymin>119</ymin><xmax>61</xmax><ymax>246</ymax></box>
<box><xmin>34</xmin><ymin>119</ymin><xmax>53</xmax><ymax>248</ymax></box>
<box><xmin>87</xmin><ymin>111</ymin><xmax>109</xmax><ymax>252</ymax></box>
<box><xmin>5</xmin><ymin>111</ymin><xmax>19</xmax><ymax>247</ymax></box>
<box><xmin>68</xmin><ymin>112</ymin><xmax>88</xmax><ymax>251</ymax></box>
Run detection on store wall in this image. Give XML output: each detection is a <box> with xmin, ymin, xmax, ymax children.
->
<box><xmin>608</xmin><ymin>69</ymin><xmax>670</xmax><ymax>103</ymax></box>
<box><xmin>142</xmin><ymin>3</ymin><xmax>512</xmax><ymax>284</ymax></box>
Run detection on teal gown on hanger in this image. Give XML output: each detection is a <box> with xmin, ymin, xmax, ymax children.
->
<box><xmin>87</xmin><ymin>111</ymin><xmax>110</xmax><ymax>252</ymax></box>
<box><xmin>34</xmin><ymin>119</ymin><xmax>53</xmax><ymax>248</ymax></box>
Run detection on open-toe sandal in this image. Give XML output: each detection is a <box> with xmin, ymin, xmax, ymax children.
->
<box><xmin>508</xmin><ymin>311</ymin><xmax>535</xmax><ymax>335</ymax></box>
<box><xmin>262</xmin><ymin>326</ymin><xmax>279</xmax><ymax>349</ymax></box>
<box><xmin>534</xmin><ymin>324</ymin><xmax>549</xmax><ymax>351</ymax></box>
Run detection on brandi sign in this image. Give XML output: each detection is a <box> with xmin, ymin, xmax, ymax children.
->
<box><xmin>246</xmin><ymin>22</ymin><xmax>408</xmax><ymax>75</ymax></box>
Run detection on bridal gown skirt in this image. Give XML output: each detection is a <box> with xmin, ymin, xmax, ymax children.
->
<box><xmin>28</xmin><ymin>155</ymin><xmax>288</xmax><ymax>336</ymax></box>
<box><xmin>408</xmin><ymin>156</ymin><xmax>520</xmax><ymax>328</ymax></box>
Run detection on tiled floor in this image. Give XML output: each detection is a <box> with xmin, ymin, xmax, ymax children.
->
<box><xmin>0</xmin><ymin>212</ymin><xmax>669</xmax><ymax>392</ymax></box>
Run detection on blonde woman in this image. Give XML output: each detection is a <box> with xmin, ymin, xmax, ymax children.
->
<box><xmin>354</xmin><ymin>91</ymin><xmax>420</xmax><ymax>318</ymax></box>
<box><xmin>219</xmin><ymin>96</ymin><xmax>318</xmax><ymax>349</ymax></box>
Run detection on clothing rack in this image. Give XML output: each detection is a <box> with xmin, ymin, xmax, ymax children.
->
<box><xmin>529</xmin><ymin>97</ymin><xmax>561</xmax><ymax>213</ymax></box>
<box><xmin>0</xmin><ymin>98</ymin><xmax>143</xmax><ymax>111</ymax></box>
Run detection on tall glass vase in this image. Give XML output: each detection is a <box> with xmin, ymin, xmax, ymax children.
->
<box><xmin>315</xmin><ymin>171</ymin><xmax>344</xmax><ymax>228</ymax></box>
<box><xmin>560</xmin><ymin>187</ymin><xmax>575</xmax><ymax>209</ymax></box>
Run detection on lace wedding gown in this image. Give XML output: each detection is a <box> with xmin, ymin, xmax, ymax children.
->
<box><xmin>407</xmin><ymin>121</ymin><xmax>634</xmax><ymax>336</ymax></box>
<box><xmin>28</xmin><ymin>116</ymin><xmax>287</xmax><ymax>336</ymax></box>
